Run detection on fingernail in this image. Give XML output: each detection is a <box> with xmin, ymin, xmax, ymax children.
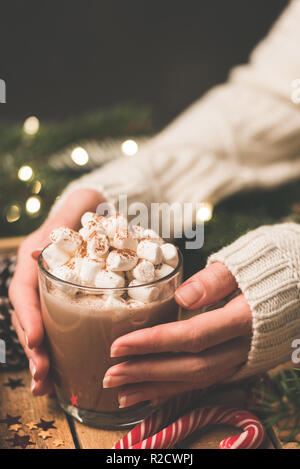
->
<box><xmin>118</xmin><ymin>392</ymin><xmax>143</xmax><ymax>408</ymax></box>
<box><xmin>103</xmin><ymin>374</ymin><xmax>127</xmax><ymax>388</ymax></box>
<box><xmin>31</xmin><ymin>249</ymin><xmax>42</xmax><ymax>260</ymax></box>
<box><xmin>118</xmin><ymin>395</ymin><xmax>127</xmax><ymax>408</ymax></box>
<box><xmin>24</xmin><ymin>333</ymin><xmax>32</xmax><ymax>349</ymax></box>
<box><xmin>25</xmin><ymin>333</ymin><xmax>31</xmax><ymax>349</ymax></box>
<box><xmin>102</xmin><ymin>377</ymin><xmax>111</xmax><ymax>388</ymax></box>
<box><xmin>175</xmin><ymin>281</ymin><xmax>204</xmax><ymax>308</ymax></box>
<box><xmin>29</xmin><ymin>359</ymin><xmax>37</xmax><ymax>379</ymax></box>
<box><xmin>111</xmin><ymin>346</ymin><xmax>132</xmax><ymax>357</ymax></box>
<box><xmin>31</xmin><ymin>378</ymin><xmax>37</xmax><ymax>394</ymax></box>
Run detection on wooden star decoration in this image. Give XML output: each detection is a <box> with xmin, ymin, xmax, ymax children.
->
<box><xmin>9</xmin><ymin>424</ymin><xmax>22</xmax><ymax>432</ymax></box>
<box><xmin>6</xmin><ymin>433</ymin><xmax>35</xmax><ymax>449</ymax></box>
<box><xmin>4</xmin><ymin>378</ymin><xmax>24</xmax><ymax>390</ymax></box>
<box><xmin>38</xmin><ymin>430</ymin><xmax>52</xmax><ymax>440</ymax></box>
<box><xmin>70</xmin><ymin>392</ymin><xmax>78</xmax><ymax>407</ymax></box>
<box><xmin>53</xmin><ymin>439</ymin><xmax>64</xmax><ymax>447</ymax></box>
<box><xmin>0</xmin><ymin>414</ymin><xmax>22</xmax><ymax>426</ymax></box>
<box><xmin>36</xmin><ymin>418</ymin><xmax>57</xmax><ymax>431</ymax></box>
<box><xmin>26</xmin><ymin>421</ymin><xmax>38</xmax><ymax>430</ymax></box>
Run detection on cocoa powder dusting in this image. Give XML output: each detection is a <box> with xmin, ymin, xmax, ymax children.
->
<box><xmin>116</xmin><ymin>249</ymin><xmax>137</xmax><ymax>260</ymax></box>
<box><xmin>76</xmin><ymin>241</ymin><xmax>87</xmax><ymax>258</ymax></box>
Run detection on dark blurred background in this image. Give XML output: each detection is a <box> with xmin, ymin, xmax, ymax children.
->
<box><xmin>1</xmin><ymin>0</ymin><xmax>295</xmax><ymax>238</ymax></box>
<box><xmin>0</xmin><ymin>0</ymin><xmax>288</xmax><ymax>127</ymax></box>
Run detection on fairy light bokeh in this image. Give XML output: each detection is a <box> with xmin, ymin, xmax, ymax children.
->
<box><xmin>196</xmin><ymin>202</ymin><xmax>213</xmax><ymax>223</ymax></box>
<box><xmin>23</xmin><ymin>116</ymin><xmax>40</xmax><ymax>136</ymax></box>
<box><xmin>71</xmin><ymin>147</ymin><xmax>89</xmax><ymax>166</ymax></box>
<box><xmin>18</xmin><ymin>165</ymin><xmax>33</xmax><ymax>182</ymax></box>
<box><xmin>121</xmin><ymin>139</ymin><xmax>138</xmax><ymax>156</ymax></box>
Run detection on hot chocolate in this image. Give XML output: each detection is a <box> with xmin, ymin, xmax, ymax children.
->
<box><xmin>38</xmin><ymin>212</ymin><xmax>183</xmax><ymax>428</ymax></box>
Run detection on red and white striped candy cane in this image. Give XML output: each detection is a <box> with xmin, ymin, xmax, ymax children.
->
<box><xmin>113</xmin><ymin>406</ymin><xmax>265</xmax><ymax>450</ymax></box>
<box><xmin>113</xmin><ymin>391</ymin><xmax>197</xmax><ymax>449</ymax></box>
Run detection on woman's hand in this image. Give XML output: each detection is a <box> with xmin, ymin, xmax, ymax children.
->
<box><xmin>9</xmin><ymin>225</ymin><xmax>59</xmax><ymax>396</ymax></box>
<box><xmin>104</xmin><ymin>262</ymin><xmax>252</xmax><ymax>408</ymax></box>
<box><xmin>9</xmin><ymin>188</ymin><xmax>106</xmax><ymax>396</ymax></box>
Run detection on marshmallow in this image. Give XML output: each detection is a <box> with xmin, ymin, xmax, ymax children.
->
<box><xmin>111</xmin><ymin>232</ymin><xmax>138</xmax><ymax>252</ymax></box>
<box><xmin>129</xmin><ymin>224</ymin><xmax>146</xmax><ymax>240</ymax></box>
<box><xmin>44</xmin><ymin>212</ymin><xmax>179</xmax><ymax>298</ymax></box>
<box><xmin>79</xmin><ymin>257</ymin><xmax>105</xmax><ymax>286</ymax></box>
<box><xmin>94</xmin><ymin>270</ymin><xmax>125</xmax><ymax>290</ymax></box>
<box><xmin>128</xmin><ymin>279</ymin><xmax>160</xmax><ymax>303</ymax></box>
<box><xmin>101</xmin><ymin>214</ymin><xmax>128</xmax><ymax>239</ymax></box>
<box><xmin>106</xmin><ymin>249</ymin><xmax>138</xmax><ymax>271</ymax></box>
<box><xmin>103</xmin><ymin>295</ymin><xmax>127</xmax><ymax>311</ymax></box>
<box><xmin>143</xmin><ymin>229</ymin><xmax>164</xmax><ymax>245</ymax></box>
<box><xmin>51</xmin><ymin>262</ymin><xmax>81</xmax><ymax>293</ymax></box>
<box><xmin>86</xmin><ymin>232</ymin><xmax>110</xmax><ymax>259</ymax></box>
<box><xmin>43</xmin><ymin>244</ymin><xmax>71</xmax><ymax>270</ymax></box>
<box><xmin>81</xmin><ymin>211</ymin><xmax>103</xmax><ymax>227</ymax></box>
<box><xmin>137</xmin><ymin>240</ymin><xmax>163</xmax><ymax>265</ymax></box>
<box><xmin>160</xmin><ymin>243</ymin><xmax>178</xmax><ymax>268</ymax></box>
<box><xmin>155</xmin><ymin>263</ymin><xmax>174</xmax><ymax>280</ymax></box>
<box><xmin>127</xmin><ymin>299</ymin><xmax>146</xmax><ymax>309</ymax></box>
<box><xmin>50</xmin><ymin>227</ymin><xmax>83</xmax><ymax>254</ymax></box>
<box><xmin>133</xmin><ymin>260</ymin><xmax>155</xmax><ymax>283</ymax></box>
<box><xmin>79</xmin><ymin>221</ymin><xmax>105</xmax><ymax>241</ymax></box>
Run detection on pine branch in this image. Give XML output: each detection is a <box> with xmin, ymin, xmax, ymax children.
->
<box><xmin>249</xmin><ymin>369</ymin><xmax>300</xmax><ymax>443</ymax></box>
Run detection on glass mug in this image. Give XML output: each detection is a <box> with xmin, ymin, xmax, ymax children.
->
<box><xmin>38</xmin><ymin>249</ymin><xmax>183</xmax><ymax>429</ymax></box>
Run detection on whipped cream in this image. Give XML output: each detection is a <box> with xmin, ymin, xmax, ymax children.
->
<box><xmin>42</xmin><ymin>212</ymin><xmax>179</xmax><ymax>303</ymax></box>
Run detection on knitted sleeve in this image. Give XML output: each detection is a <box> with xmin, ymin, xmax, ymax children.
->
<box><xmin>50</xmin><ymin>0</ymin><xmax>300</xmax><ymax>218</ymax></box>
<box><xmin>207</xmin><ymin>223</ymin><xmax>300</xmax><ymax>380</ymax></box>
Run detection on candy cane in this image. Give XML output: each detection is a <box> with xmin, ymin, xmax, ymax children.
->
<box><xmin>113</xmin><ymin>391</ymin><xmax>197</xmax><ymax>449</ymax></box>
<box><xmin>113</xmin><ymin>406</ymin><xmax>265</xmax><ymax>450</ymax></box>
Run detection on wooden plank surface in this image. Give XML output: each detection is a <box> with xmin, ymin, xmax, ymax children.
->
<box><xmin>0</xmin><ymin>368</ymin><xmax>275</xmax><ymax>449</ymax></box>
<box><xmin>73</xmin><ymin>420</ymin><xmax>127</xmax><ymax>449</ymax></box>
<box><xmin>0</xmin><ymin>370</ymin><xmax>75</xmax><ymax>449</ymax></box>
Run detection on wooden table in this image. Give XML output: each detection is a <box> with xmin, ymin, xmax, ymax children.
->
<box><xmin>0</xmin><ymin>368</ymin><xmax>278</xmax><ymax>449</ymax></box>
<box><xmin>0</xmin><ymin>236</ymin><xmax>279</xmax><ymax>449</ymax></box>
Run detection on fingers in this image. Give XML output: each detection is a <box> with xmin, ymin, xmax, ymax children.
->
<box><xmin>175</xmin><ymin>261</ymin><xmax>237</xmax><ymax>310</ymax></box>
<box><xmin>111</xmin><ymin>294</ymin><xmax>251</xmax><ymax>356</ymax></box>
<box><xmin>9</xmin><ymin>278</ymin><xmax>44</xmax><ymax>349</ymax></box>
<box><xmin>11</xmin><ymin>311</ymin><xmax>50</xmax><ymax>384</ymax></box>
<box><xmin>31</xmin><ymin>376</ymin><xmax>54</xmax><ymax>397</ymax></box>
<box><xmin>117</xmin><ymin>366</ymin><xmax>239</xmax><ymax>408</ymax></box>
<box><xmin>31</xmin><ymin>249</ymin><xmax>42</xmax><ymax>260</ymax></box>
<box><xmin>104</xmin><ymin>335</ymin><xmax>250</xmax><ymax>389</ymax></box>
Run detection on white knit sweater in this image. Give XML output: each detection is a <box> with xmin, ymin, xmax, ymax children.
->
<box><xmin>51</xmin><ymin>1</ymin><xmax>300</xmax><ymax>379</ymax></box>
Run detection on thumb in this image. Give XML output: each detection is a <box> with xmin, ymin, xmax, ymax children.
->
<box><xmin>175</xmin><ymin>261</ymin><xmax>237</xmax><ymax>310</ymax></box>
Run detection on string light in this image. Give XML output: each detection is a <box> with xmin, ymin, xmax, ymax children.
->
<box><xmin>196</xmin><ymin>202</ymin><xmax>213</xmax><ymax>223</ymax></box>
<box><xmin>18</xmin><ymin>165</ymin><xmax>33</xmax><ymax>182</ymax></box>
<box><xmin>23</xmin><ymin>116</ymin><xmax>40</xmax><ymax>135</ymax></box>
<box><xmin>71</xmin><ymin>147</ymin><xmax>89</xmax><ymax>166</ymax></box>
<box><xmin>26</xmin><ymin>196</ymin><xmax>41</xmax><ymax>215</ymax></box>
<box><xmin>5</xmin><ymin>204</ymin><xmax>21</xmax><ymax>223</ymax></box>
<box><xmin>121</xmin><ymin>139</ymin><xmax>138</xmax><ymax>156</ymax></box>
<box><xmin>32</xmin><ymin>180</ymin><xmax>42</xmax><ymax>194</ymax></box>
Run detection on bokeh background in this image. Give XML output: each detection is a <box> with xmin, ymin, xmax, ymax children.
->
<box><xmin>1</xmin><ymin>0</ymin><xmax>287</xmax><ymax>125</ymax></box>
<box><xmin>2</xmin><ymin>0</ymin><xmax>297</xmax><ymax>248</ymax></box>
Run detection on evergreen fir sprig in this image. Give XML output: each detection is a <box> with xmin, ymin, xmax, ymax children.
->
<box><xmin>249</xmin><ymin>368</ymin><xmax>300</xmax><ymax>443</ymax></box>
<box><xmin>0</xmin><ymin>105</ymin><xmax>153</xmax><ymax>237</ymax></box>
